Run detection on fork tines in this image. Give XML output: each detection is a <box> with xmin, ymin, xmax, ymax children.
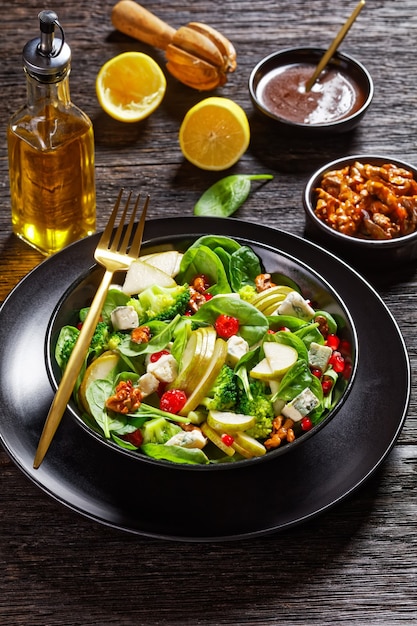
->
<box><xmin>105</xmin><ymin>190</ymin><xmax>149</xmax><ymax>256</ymax></box>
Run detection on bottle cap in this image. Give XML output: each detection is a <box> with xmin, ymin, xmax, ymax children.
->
<box><xmin>22</xmin><ymin>10</ymin><xmax>71</xmax><ymax>82</ymax></box>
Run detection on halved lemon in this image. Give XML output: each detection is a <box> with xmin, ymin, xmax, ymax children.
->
<box><xmin>179</xmin><ymin>97</ymin><xmax>250</xmax><ymax>170</ymax></box>
<box><xmin>96</xmin><ymin>52</ymin><xmax>166</xmax><ymax>122</ymax></box>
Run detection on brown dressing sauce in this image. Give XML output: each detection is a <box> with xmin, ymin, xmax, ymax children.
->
<box><xmin>257</xmin><ymin>63</ymin><xmax>365</xmax><ymax>124</ymax></box>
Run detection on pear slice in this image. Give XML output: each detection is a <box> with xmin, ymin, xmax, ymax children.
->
<box><xmin>263</xmin><ymin>342</ymin><xmax>298</xmax><ymax>377</ymax></box>
<box><xmin>262</xmin><ymin>296</ymin><xmax>292</xmax><ymax>316</ymax></box>
<box><xmin>179</xmin><ymin>338</ymin><xmax>228</xmax><ymax>414</ymax></box>
<box><xmin>79</xmin><ymin>351</ymin><xmax>120</xmax><ymax>413</ymax></box>
<box><xmin>251</xmin><ymin>286</ymin><xmax>294</xmax><ymax>313</ymax></box>
<box><xmin>140</xmin><ymin>250</ymin><xmax>183</xmax><ymax>277</ymax></box>
<box><xmin>233</xmin><ymin>432</ymin><xmax>267</xmax><ymax>457</ymax></box>
<box><xmin>249</xmin><ymin>357</ymin><xmax>274</xmax><ymax>381</ymax></box>
<box><xmin>207</xmin><ymin>410</ymin><xmax>256</xmax><ymax>433</ymax></box>
<box><xmin>201</xmin><ymin>422</ymin><xmax>235</xmax><ymax>457</ymax></box>
<box><xmin>171</xmin><ymin>327</ymin><xmax>216</xmax><ymax>395</ymax></box>
<box><xmin>122</xmin><ymin>259</ymin><xmax>176</xmax><ymax>295</ymax></box>
<box><xmin>269</xmin><ymin>379</ymin><xmax>285</xmax><ymax>415</ymax></box>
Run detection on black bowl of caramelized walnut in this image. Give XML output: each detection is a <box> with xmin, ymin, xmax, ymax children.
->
<box><xmin>303</xmin><ymin>155</ymin><xmax>417</xmax><ymax>269</ymax></box>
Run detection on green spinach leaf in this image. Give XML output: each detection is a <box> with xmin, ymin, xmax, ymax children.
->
<box><xmin>141</xmin><ymin>443</ymin><xmax>209</xmax><ymax>465</ymax></box>
<box><xmin>177</xmin><ymin>244</ymin><xmax>232</xmax><ymax>294</ymax></box>
<box><xmin>191</xmin><ymin>295</ymin><xmax>268</xmax><ymax>345</ymax></box>
<box><xmin>229</xmin><ymin>245</ymin><xmax>263</xmax><ymax>291</ymax></box>
<box><xmin>185</xmin><ymin>235</ymin><xmax>242</xmax><ymax>254</ymax></box>
<box><xmin>101</xmin><ymin>288</ymin><xmax>130</xmax><ymax>324</ymax></box>
<box><xmin>194</xmin><ymin>174</ymin><xmax>273</xmax><ymax>217</ymax></box>
<box><xmin>86</xmin><ymin>379</ymin><xmax>122</xmax><ymax>438</ymax></box>
<box><xmin>117</xmin><ymin>316</ymin><xmax>181</xmax><ymax>358</ymax></box>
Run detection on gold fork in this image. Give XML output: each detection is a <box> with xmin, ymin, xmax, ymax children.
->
<box><xmin>33</xmin><ymin>190</ymin><xmax>149</xmax><ymax>469</ymax></box>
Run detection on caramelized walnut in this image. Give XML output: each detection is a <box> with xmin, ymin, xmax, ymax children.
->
<box><xmin>314</xmin><ymin>161</ymin><xmax>417</xmax><ymax>239</ymax></box>
<box><xmin>255</xmin><ymin>273</ymin><xmax>276</xmax><ymax>292</ymax></box>
<box><xmin>264</xmin><ymin>416</ymin><xmax>295</xmax><ymax>450</ymax></box>
<box><xmin>106</xmin><ymin>380</ymin><xmax>143</xmax><ymax>414</ymax></box>
<box><xmin>131</xmin><ymin>325</ymin><xmax>151</xmax><ymax>344</ymax></box>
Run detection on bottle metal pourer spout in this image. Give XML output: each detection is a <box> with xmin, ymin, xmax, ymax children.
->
<box><xmin>38</xmin><ymin>10</ymin><xmax>64</xmax><ymax>57</ymax></box>
<box><xmin>23</xmin><ymin>9</ymin><xmax>71</xmax><ymax>82</ymax></box>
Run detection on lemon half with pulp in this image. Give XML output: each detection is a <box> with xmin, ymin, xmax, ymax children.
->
<box><xmin>96</xmin><ymin>51</ymin><xmax>166</xmax><ymax>123</ymax></box>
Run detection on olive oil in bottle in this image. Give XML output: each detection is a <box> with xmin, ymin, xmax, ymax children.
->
<box><xmin>8</xmin><ymin>10</ymin><xmax>96</xmax><ymax>256</ymax></box>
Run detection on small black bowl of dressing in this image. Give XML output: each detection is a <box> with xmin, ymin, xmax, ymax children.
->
<box><xmin>249</xmin><ymin>47</ymin><xmax>373</xmax><ymax>136</ymax></box>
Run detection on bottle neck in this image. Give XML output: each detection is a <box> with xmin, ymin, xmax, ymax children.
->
<box><xmin>25</xmin><ymin>69</ymin><xmax>71</xmax><ymax>109</ymax></box>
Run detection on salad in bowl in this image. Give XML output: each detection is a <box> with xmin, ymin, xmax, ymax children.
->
<box><xmin>48</xmin><ymin>234</ymin><xmax>356</xmax><ymax>467</ymax></box>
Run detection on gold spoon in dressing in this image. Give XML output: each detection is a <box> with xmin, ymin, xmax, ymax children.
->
<box><xmin>305</xmin><ymin>0</ymin><xmax>366</xmax><ymax>92</ymax></box>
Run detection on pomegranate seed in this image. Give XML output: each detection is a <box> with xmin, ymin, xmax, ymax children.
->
<box><xmin>329</xmin><ymin>351</ymin><xmax>345</xmax><ymax>373</ymax></box>
<box><xmin>123</xmin><ymin>429</ymin><xmax>143</xmax><ymax>447</ymax></box>
<box><xmin>157</xmin><ymin>381</ymin><xmax>168</xmax><ymax>397</ymax></box>
<box><xmin>149</xmin><ymin>349</ymin><xmax>170</xmax><ymax>363</ymax></box>
<box><xmin>76</xmin><ymin>322</ymin><xmax>83</xmax><ymax>330</ymax></box>
<box><xmin>311</xmin><ymin>367</ymin><xmax>322</xmax><ymax>378</ymax></box>
<box><xmin>343</xmin><ymin>361</ymin><xmax>353</xmax><ymax>380</ymax></box>
<box><xmin>159</xmin><ymin>389</ymin><xmax>187</xmax><ymax>414</ymax></box>
<box><xmin>279</xmin><ymin>326</ymin><xmax>290</xmax><ymax>332</ymax></box>
<box><xmin>322</xmin><ymin>378</ymin><xmax>333</xmax><ymax>395</ymax></box>
<box><xmin>204</xmin><ymin>293</ymin><xmax>213</xmax><ymax>301</ymax></box>
<box><xmin>215</xmin><ymin>314</ymin><xmax>239</xmax><ymax>339</ymax></box>
<box><xmin>221</xmin><ymin>433</ymin><xmax>234</xmax><ymax>446</ymax></box>
<box><xmin>339</xmin><ymin>339</ymin><xmax>351</xmax><ymax>356</ymax></box>
<box><xmin>325</xmin><ymin>334</ymin><xmax>340</xmax><ymax>350</ymax></box>
<box><xmin>267</xmin><ymin>329</ymin><xmax>276</xmax><ymax>334</ymax></box>
<box><xmin>300</xmin><ymin>417</ymin><xmax>313</xmax><ymax>431</ymax></box>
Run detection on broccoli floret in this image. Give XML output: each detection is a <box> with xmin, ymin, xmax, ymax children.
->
<box><xmin>141</xmin><ymin>417</ymin><xmax>182</xmax><ymax>444</ymax></box>
<box><xmin>56</xmin><ymin>321</ymin><xmax>128</xmax><ymax>372</ymax></box>
<box><xmin>236</xmin><ymin>379</ymin><xmax>274</xmax><ymax>440</ymax></box>
<box><xmin>238</xmin><ymin>284</ymin><xmax>257</xmax><ymax>303</ymax></box>
<box><xmin>107</xmin><ymin>331</ymin><xmax>127</xmax><ymax>351</ymax></box>
<box><xmin>124</xmin><ymin>297</ymin><xmax>145</xmax><ymax>321</ymax></box>
<box><xmin>129</xmin><ymin>284</ymin><xmax>190</xmax><ymax>323</ymax></box>
<box><xmin>200</xmin><ymin>364</ymin><xmax>238</xmax><ymax>411</ymax></box>
<box><xmin>55</xmin><ymin>325</ymin><xmax>80</xmax><ymax>370</ymax></box>
<box><xmin>89</xmin><ymin>322</ymin><xmax>129</xmax><ymax>356</ymax></box>
<box><xmin>90</xmin><ymin>321</ymin><xmax>109</xmax><ymax>352</ymax></box>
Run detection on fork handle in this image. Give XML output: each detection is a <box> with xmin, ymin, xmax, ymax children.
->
<box><xmin>33</xmin><ymin>269</ymin><xmax>115</xmax><ymax>469</ymax></box>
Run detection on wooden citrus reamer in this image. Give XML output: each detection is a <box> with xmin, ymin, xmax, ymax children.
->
<box><xmin>111</xmin><ymin>0</ymin><xmax>237</xmax><ymax>90</ymax></box>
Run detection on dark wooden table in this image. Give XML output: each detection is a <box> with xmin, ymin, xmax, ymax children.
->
<box><xmin>1</xmin><ymin>1</ymin><xmax>417</xmax><ymax>624</ymax></box>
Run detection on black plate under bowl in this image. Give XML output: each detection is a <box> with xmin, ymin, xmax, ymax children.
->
<box><xmin>45</xmin><ymin>234</ymin><xmax>357</xmax><ymax>469</ymax></box>
<box><xmin>0</xmin><ymin>218</ymin><xmax>410</xmax><ymax>541</ymax></box>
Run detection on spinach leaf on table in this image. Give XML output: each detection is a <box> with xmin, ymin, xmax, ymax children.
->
<box><xmin>194</xmin><ymin>174</ymin><xmax>273</xmax><ymax>217</ymax></box>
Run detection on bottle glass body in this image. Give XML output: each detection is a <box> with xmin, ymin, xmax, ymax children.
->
<box><xmin>8</xmin><ymin>71</ymin><xmax>96</xmax><ymax>256</ymax></box>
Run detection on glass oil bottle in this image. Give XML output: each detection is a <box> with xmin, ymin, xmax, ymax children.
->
<box><xmin>8</xmin><ymin>10</ymin><xmax>96</xmax><ymax>256</ymax></box>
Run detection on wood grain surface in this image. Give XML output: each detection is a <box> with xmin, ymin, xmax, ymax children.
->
<box><xmin>1</xmin><ymin>0</ymin><xmax>417</xmax><ymax>624</ymax></box>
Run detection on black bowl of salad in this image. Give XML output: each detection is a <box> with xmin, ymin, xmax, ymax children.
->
<box><xmin>46</xmin><ymin>233</ymin><xmax>357</xmax><ymax>470</ymax></box>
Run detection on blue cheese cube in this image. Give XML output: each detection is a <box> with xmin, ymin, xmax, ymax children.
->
<box><xmin>282</xmin><ymin>387</ymin><xmax>320</xmax><ymax>422</ymax></box>
<box><xmin>308</xmin><ymin>341</ymin><xmax>332</xmax><ymax>372</ymax></box>
<box><xmin>147</xmin><ymin>353</ymin><xmax>178</xmax><ymax>383</ymax></box>
<box><xmin>226</xmin><ymin>335</ymin><xmax>249</xmax><ymax>366</ymax></box>
<box><xmin>110</xmin><ymin>305</ymin><xmax>139</xmax><ymax>330</ymax></box>
<box><xmin>165</xmin><ymin>429</ymin><xmax>207</xmax><ymax>449</ymax></box>
<box><xmin>138</xmin><ymin>372</ymin><xmax>160</xmax><ymax>397</ymax></box>
<box><xmin>277</xmin><ymin>291</ymin><xmax>315</xmax><ymax>320</ymax></box>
